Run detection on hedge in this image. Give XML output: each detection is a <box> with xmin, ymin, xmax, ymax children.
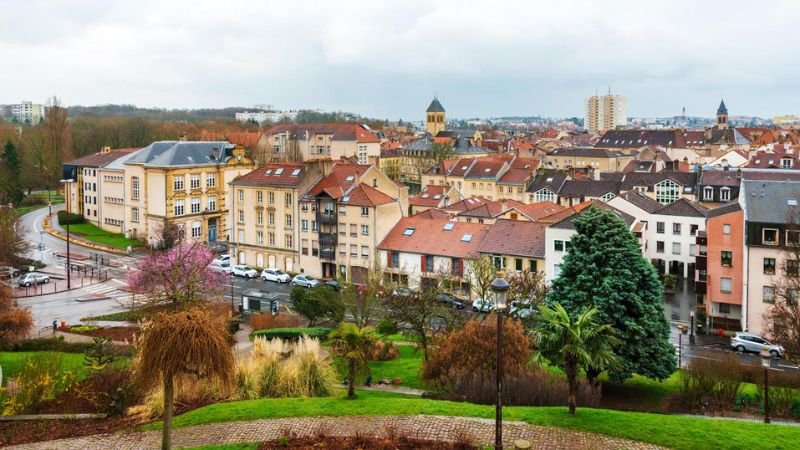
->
<box><xmin>8</xmin><ymin>336</ymin><xmax>134</xmax><ymax>357</ymax></box>
<box><xmin>249</xmin><ymin>327</ymin><xmax>332</xmax><ymax>341</ymax></box>
<box><xmin>57</xmin><ymin>210</ymin><xmax>85</xmax><ymax>225</ymax></box>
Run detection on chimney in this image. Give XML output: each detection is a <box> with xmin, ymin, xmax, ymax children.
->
<box><xmin>101</xmin><ymin>146</ymin><xmax>111</xmax><ymax>154</ymax></box>
<box><xmin>179</xmin><ymin>132</ymin><xmax>188</xmax><ymax>141</ymax></box>
<box><xmin>736</xmin><ymin>168</ymin><xmax>742</xmax><ymax>179</ymax></box>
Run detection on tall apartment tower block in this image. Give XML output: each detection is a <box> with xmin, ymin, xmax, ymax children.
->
<box><xmin>584</xmin><ymin>93</ymin><xmax>627</xmax><ymax>132</ymax></box>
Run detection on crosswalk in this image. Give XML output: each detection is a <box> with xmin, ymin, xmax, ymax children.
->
<box><xmin>81</xmin><ymin>279</ymin><xmax>147</xmax><ymax>306</ymax></box>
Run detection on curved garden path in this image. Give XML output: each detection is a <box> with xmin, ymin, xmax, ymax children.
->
<box><xmin>10</xmin><ymin>414</ymin><xmax>666</xmax><ymax>449</ymax></box>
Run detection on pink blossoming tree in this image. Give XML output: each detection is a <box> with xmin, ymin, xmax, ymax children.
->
<box><xmin>128</xmin><ymin>243</ymin><xmax>226</xmax><ymax>310</ymax></box>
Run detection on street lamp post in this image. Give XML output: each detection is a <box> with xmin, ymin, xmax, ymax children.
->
<box><xmin>760</xmin><ymin>347</ymin><xmax>772</xmax><ymax>424</ymax></box>
<box><xmin>59</xmin><ymin>179</ymin><xmax>74</xmax><ymax>289</ymax></box>
<box><xmin>490</xmin><ymin>273</ymin><xmax>509</xmax><ymax>450</ymax></box>
<box><xmin>689</xmin><ymin>310</ymin><xmax>695</xmax><ymax>344</ymax></box>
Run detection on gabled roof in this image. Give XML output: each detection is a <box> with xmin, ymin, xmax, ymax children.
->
<box><xmin>265</xmin><ymin>123</ymin><xmax>380</xmax><ymax>144</ymax></box>
<box><xmin>706</xmin><ymin>202</ymin><xmax>742</xmax><ymax>219</ymax></box>
<box><xmin>426</xmin><ymin>98</ymin><xmax>446</xmax><ymax>113</ymax></box>
<box><xmin>550</xmin><ymin>201</ymin><xmax>635</xmax><ymax>229</ymax></box>
<box><xmin>699</xmin><ymin>170</ymin><xmax>742</xmax><ymax>187</ymax></box>
<box><xmin>616</xmin><ymin>191</ymin><xmax>663</xmax><ymax>214</ymax></box>
<box><xmin>303</xmin><ymin>163</ymin><xmax>371</xmax><ymax>200</ymax></box>
<box><xmin>445</xmin><ymin>196</ymin><xmax>488</xmax><ymax>213</ymax></box>
<box><xmin>340</xmin><ymin>183</ymin><xmax>396</xmax><ymax>207</ymax></box>
<box><xmin>526</xmin><ymin>170</ymin><xmax>568</xmax><ymax>194</ymax></box>
<box><xmin>618</xmin><ymin>171</ymin><xmax>697</xmax><ymax>192</ymax></box>
<box><xmin>64</xmin><ymin>149</ymin><xmax>138</xmax><ymax>168</ymax></box>
<box><xmin>232</xmin><ymin>162</ymin><xmax>307</xmax><ymax>187</ymax></box>
<box><xmin>477</xmin><ymin>219</ymin><xmax>547</xmax><ymax>259</ymax></box>
<box><xmin>458</xmin><ymin>199</ymin><xmax>525</xmax><ymax>219</ymax></box>
<box><xmin>653</xmin><ymin>198</ymin><xmax>707</xmax><ymax>218</ymax></box>
<box><xmin>378</xmin><ymin>217</ymin><xmax>489</xmax><ymax>259</ymax></box>
<box><xmin>412</xmin><ymin>208</ymin><xmax>452</xmax><ymax>220</ymax></box>
<box><xmin>509</xmin><ymin>201</ymin><xmax>565</xmax><ymax>221</ymax></box>
<box><xmin>410</xmin><ymin>185</ymin><xmax>450</xmax><ymax>207</ymax></box>
<box><xmin>464</xmin><ymin>159</ymin><xmax>507</xmax><ymax>179</ymax></box>
<box><xmin>622</xmin><ymin>159</ymin><xmax>655</xmax><ymax>173</ymax></box>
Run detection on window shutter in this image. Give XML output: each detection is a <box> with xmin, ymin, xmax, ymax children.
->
<box><xmin>387</xmin><ymin>251</ymin><xmax>394</xmax><ymax>268</ymax></box>
<box><xmin>421</xmin><ymin>255</ymin><xmax>427</xmax><ymax>272</ymax></box>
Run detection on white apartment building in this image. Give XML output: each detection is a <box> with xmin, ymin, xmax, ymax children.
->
<box><xmin>11</xmin><ymin>101</ymin><xmax>46</xmax><ymax>124</ymax></box>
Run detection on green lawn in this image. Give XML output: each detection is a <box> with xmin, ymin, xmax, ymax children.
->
<box><xmin>0</xmin><ymin>352</ymin><xmax>89</xmax><ymax>386</ymax></box>
<box><xmin>15</xmin><ymin>191</ymin><xmax>64</xmax><ymax>216</ymax></box>
<box><xmin>65</xmin><ymin>222</ymin><xmax>143</xmax><ymax>250</ymax></box>
<box><xmin>365</xmin><ymin>344</ymin><xmax>427</xmax><ymax>390</ymax></box>
<box><xmin>146</xmin><ymin>390</ymin><xmax>799</xmax><ymax>450</ymax></box>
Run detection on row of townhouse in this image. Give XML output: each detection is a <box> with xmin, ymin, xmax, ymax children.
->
<box><xmin>422</xmin><ymin>155</ymin><xmax>540</xmax><ymax>203</ymax></box>
<box><xmin>261</xmin><ymin>123</ymin><xmax>381</xmax><ymax>165</ymax></box>
<box><xmin>63</xmin><ymin>141</ymin><xmax>257</xmax><ymax>245</ymax></box>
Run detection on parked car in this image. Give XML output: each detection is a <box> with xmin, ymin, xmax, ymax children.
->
<box><xmin>324</xmin><ymin>279</ymin><xmax>340</xmax><ymax>291</ymax></box>
<box><xmin>18</xmin><ymin>272</ymin><xmax>50</xmax><ymax>287</ymax></box>
<box><xmin>436</xmin><ymin>293</ymin><xmax>465</xmax><ymax>309</ymax></box>
<box><xmin>208</xmin><ymin>260</ymin><xmax>232</xmax><ymax>275</ymax></box>
<box><xmin>261</xmin><ymin>268</ymin><xmax>291</xmax><ymax>283</ymax></box>
<box><xmin>232</xmin><ymin>265</ymin><xmax>258</xmax><ymax>278</ymax></box>
<box><xmin>292</xmin><ymin>274</ymin><xmax>320</xmax><ymax>288</ymax></box>
<box><xmin>730</xmin><ymin>332</ymin><xmax>785</xmax><ymax>358</ymax></box>
<box><xmin>391</xmin><ymin>287</ymin><xmax>414</xmax><ymax>298</ymax></box>
<box><xmin>472</xmin><ymin>298</ymin><xmax>494</xmax><ymax>313</ymax></box>
<box><xmin>509</xmin><ymin>300</ymin><xmax>534</xmax><ymax>319</ymax></box>
<box><xmin>215</xmin><ymin>254</ymin><xmax>232</xmax><ymax>263</ymax></box>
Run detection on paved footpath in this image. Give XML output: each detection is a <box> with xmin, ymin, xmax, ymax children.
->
<box><xmin>10</xmin><ymin>414</ymin><xmax>666</xmax><ymax>450</ymax></box>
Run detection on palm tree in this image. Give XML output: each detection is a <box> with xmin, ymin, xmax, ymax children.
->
<box><xmin>329</xmin><ymin>322</ymin><xmax>377</xmax><ymax>398</ymax></box>
<box><xmin>534</xmin><ymin>304</ymin><xmax>619</xmax><ymax>414</ymax></box>
<box><xmin>138</xmin><ymin>308</ymin><xmax>235</xmax><ymax>449</ymax></box>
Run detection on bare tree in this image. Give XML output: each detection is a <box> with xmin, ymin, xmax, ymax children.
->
<box><xmin>43</xmin><ymin>97</ymin><xmax>74</xmax><ymax>189</ymax></box>
<box><xmin>763</xmin><ymin>211</ymin><xmax>800</xmax><ymax>361</ymax></box>
<box><xmin>467</xmin><ymin>255</ymin><xmax>496</xmax><ymax>302</ymax></box>
<box><xmin>384</xmin><ymin>281</ymin><xmax>445</xmax><ymax>361</ymax></box>
<box><xmin>341</xmin><ymin>258</ymin><xmax>388</xmax><ymax>329</ymax></box>
<box><xmin>0</xmin><ymin>208</ymin><xmax>32</xmax><ymax>268</ymax></box>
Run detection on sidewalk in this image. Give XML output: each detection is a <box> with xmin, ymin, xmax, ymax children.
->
<box><xmin>7</xmin><ymin>414</ymin><xmax>665</xmax><ymax>450</ymax></box>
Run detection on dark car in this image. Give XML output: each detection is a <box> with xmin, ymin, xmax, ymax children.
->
<box><xmin>436</xmin><ymin>293</ymin><xmax>464</xmax><ymax>309</ymax></box>
<box><xmin>324</xmin><ymin>279</ymin><xmax>340</xmax><ymax>291</ymax></box>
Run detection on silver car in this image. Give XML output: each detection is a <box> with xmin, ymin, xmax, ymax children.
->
<box><xmin>18</xmin><ymin>272</ymin><xmax>50</xmax><ymax>287</ymax></box>
<box><xmin>730</xmin><ymin>332</ymin><xmax>785</xmax><ymax>358</ymax></box>
<box><xmin>291</xmin><ymin>274</ymin><xmax>320</xmax><ymax>288</ymax></box>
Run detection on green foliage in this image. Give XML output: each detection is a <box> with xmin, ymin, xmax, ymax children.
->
<box><xmin>290</xmin><ymin>286</ymin><xmax>344</xmax><ymax>326</ymax></box>
<box><xmin>57</xmin><ymin>210</ymin><xmax>85</xmax><ymax>225</ymax></box>
<box><xmin>83</xmin><ymin>336</ymin><xmax>119</xmax><ymax>371</ymax></box>
<box><xmin>0</xmin><ymin>140</ymin><xmax>23</xmax><ymax>205</ymax></box>
<box><xmin>547</xmin><ymin>206</ymin><xmax>675</xmax><ymax>382</ymax></box>
<box><xmin>377</xmin><ymin>317</ymin><xmax>399</xmax><ymax>336</ymax></box>
<box><xmin>249</xmin><ymin>327</ymin><xmax>332</xmax><ymax>341</ymax></box>
<box><xmin>2</xmin><ymin>352</ymin><xmax>77</xmax><ymax>414</ymax></box>
<box><xmin>329</xmin><ymin>323</ymin><xmax>377</xmax><ymax>397</ymax></box>
<box><xmin>63</xmin><ymin>222</ymin><xmax>142</xmax><ymax>249</ymax></box>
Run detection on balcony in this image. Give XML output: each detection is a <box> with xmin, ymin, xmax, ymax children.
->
<box><xmin>320</xmin><ymin>249</ymin><xmax>336</xmax><ymax>260</ymax></box>
<box><xmin>694</xmin><ymin>280</ymin><xmax>707</xmax><ymax>294</ymax></box>
<box><xmin>317</xmin><ymin>210</ymin><xmax>337</xmax><ymax>225</ymax></box>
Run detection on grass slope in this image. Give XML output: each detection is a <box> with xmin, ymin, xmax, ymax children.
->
<box><xmin>365</xmin><ymin>344</ymin><xmax>426</xmax><ymax>390</ymax></box>
<box><xmin>147</xmin><ymin>390</ymin><xmax>798</xmax><ymax>450</ymax></box>
<box><xmin>0</xmin><ymin>352</ymin><xmax>89</xmax><ymax>386</ymax></box>
<box><xmin>65</xmin><ymin>222</ymin><xmax>142</xmax><ymax>249</ymax></box>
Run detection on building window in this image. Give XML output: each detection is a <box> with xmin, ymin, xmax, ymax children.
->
<box><xmin>268</xmin><ymin>232</ymin><xmax>275</xmax><ymax>247</ymax></box>
<box><xmin>285</xmin><ymin>214</ymin><xmax>292</xmax><ymax>228</ymax></box>
<box><xmin>174</xmin><ymin>199</ymin><xmax>185</xmax><ymax>216</ymax></box>
<box><xmin>257</xmin><ymin>211</ymin><xmax>263</xmax><ymax>225</ymax></box>
<box><xmin>174</xmin><ymin>176</ymin><xmax>184</xmax><ymax>191</ymax></box>
<box><xmin>781</xmin><ymin>158</ymin><xmax>793</xmax><ymax>169</ymax></box>
<box><xmin>350</xmin><ymin>224</ymin><xmax>357</xmax><ymax>237</ymax></box>
<box><xmin>206</xmin><ymin>174</ymin><xmax>215</xmax><ymax>188</ymax></box>
<box><xmin>764</xmin><ymin>258</ymin><xmax>776</xmax><ymax>275</ymax></box>
<box><xmin>361</xmin><ymin>207</ymin><xmax>369</xmax><ymax>217</ymax></box>
<box><xmin>191</xmin><ymin>197</ymin><xmax>201</xmax><ymax>214</ymax></box>
<box><xmin>392</xmin><ymin>252</ymin><xmax>400</xmax><ymax>267</ymax></box>
<box><xmin>312</xmin><ymin>220</ymin><xmax>318</xmax><ymax>232</ymax></box>
<box><xmin>285</xmin><ymin>193</ymin><xmax>292</xmax><ymax>206</ymax></box>
<box><xmin>720</xmin><ymin>188</ymin><xmax>730</xmax><ymax>202</ymax></box>
<box><xmin>256</xmin><ymin>231</ymin><xmax>263</xmax><ymax>245</ymax></box>
<box><xmin>301</xmin><ymin>219</ymin><xmax>308</xmax><ymax>231</ymax></box>
<box><xmin>762</xmin><ymin>228</ymin><xmax>779</xmax><ymax>245</ymax></box>
<box><xmin>257</xmin><ymin>191</ymin><xmax>263</xmax><ymax>204</ymax></box>
<box><xmin>718</xmin><ymin>303</ymin><xmax>731</xmax><ymax>314</ymax></box>
<box><xmin>656</xmin><ymin>241</ymin><xmax>664</xmax><ymax>253</ymax></box>
<box><xmin>302</xmin><ymin>239</ymin><xmax>309</xmax><ymax>255</ymax></box>
<box><xmin>357</xmin><ymin>145</ymin><xmax>368</xmax><ymax>165</ymax></box>
<box><xmin>238</xmin><ymin>189</ymin><xmax>244</xmax><ymax>202</ymax></box>
<box><xmin>721</xmin><ymin>251</ymin><xmax>732</xmax><ymax>267</ymax></box>
<box><xmin>672</xmin><ymin>243</ymin><xmax>681</xmax><ymax>255</ymax></box>
<box><xmin>515</xmin><ymin>258</ymin><xmax>523</xmax><ymax>271</ymax></box>
<box><xmin>339</xmin><ymin>205</ymin><xmax>347</xmax><ymax>215</ymax></box>
<box><xmin>285</xmin><ymin>234</ymin><xmax>293</xmax><ymax>248</ymax></box>
<box><xmin>672</xmin><ymin>223</ymin><xmax>681</xmax><ymax>235</ymax></box>
<box><xmin>131</xmin><ymin>177</ymin><xmax>140</xmax><ymax>200</ymax></box>
<box><xmin>720</xmin><ymin>277</ymin><xmax>732</xmax><ymax>293</ymax></box>
<box><xmin>361</xmin><ymin>245</ymin><xmax>369</xmax><ymax>258</ymax></box>
<box><xmin>269</xmin><ymin>212</ymin><xmax>275</xmax><ymax>226</ymax></box>
<box><xmin>339</xmin><ymin>244</ymin><xmax>346</xmax><ymax>256</ymax></box>
<box><xmin>351</xmin><ymin>245</ymin><xmax>358</xmax><ymax>257</ymax></box>
<box><xmin>787</xmin><ymin>260</ymin><xmax>800</xmax><ymax>277</ymax></box>
<box><xmin>534</xmin><ymin>189</ymin><xmax>555</xmax><ymax>203</ymax></box>
<box><xmin>786</xmin><ymin>230</ymin><xmax>800</xmax><ymax>246</ymax></box>
<box><xmin>703</xmin><ymin>187</ymin><xmax>713</xmax><ymax>201</ymax></box>
<box><xmin>426</xmin><ymin>255</ymin><xmax>434</xmax><ymax>272</ymax></box>
<box><xmin>268</xmin><ymin>191</ymin><xmax>275</xmax><ymax>205</ymax></box>
<box><xmin>361</xmin><ymin>225</ymin><xmax>369</xmax><ymax>235</ymax></box>
<box><xmin>190</xmin><ymin>174</ymin><xmax>200</xmax><ymax>190</ymax></box>
<box><xmin>493</xmin><ymin>255</ymin><xmax>505</xmax><ymax>270</ymax></box>
<box><xmin>301</xmin><ymin>203</ymin><xmax>308</xmax><ymax>212</ymax></box>
<box><xmin>191</xmin><ymin>221</ymin><xmax>202</xmax><ymax>238</ymax></box>
<box><xmin>690</xmin><ymin>224</ymin><xmax>698</xmax><ymax>236</ymax></box>
<box><xmin>131</xmin><ymin>207</ymin><xmax>139</xmax><ymax>222</ymax></box>
<box><xmin>554</xmin><ymin>240</ymin><xmax>564</xmax><ymax>252</ymax></box>
<box><xmin>655</xmin><ymin>179</ymin><xmax>679</xmax><ymax>204</ymax></box>
<box><xmin>690</xmin><ymin>244</ymin><xmax>697</xmax><ymax>256</ymax></box>
<box><xmin>657</xmin><ymin>222</ymin><xmax>665</xmax><ymax>234</ymax></box>
<box><xmin>763</xmin><ymin>286</ymin><xmax>775</xmax><ymax>303</ymax></box>
<box><xmin>723</xmin><ymin>224</ymin><xmax>731</xmax><ymax>234</ymax></box>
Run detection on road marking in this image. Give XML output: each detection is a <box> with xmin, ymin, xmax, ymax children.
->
<box><xmin>778</xmin><ymin>364</ymin><xmax>798</xmax><ymax>369</ymax></box>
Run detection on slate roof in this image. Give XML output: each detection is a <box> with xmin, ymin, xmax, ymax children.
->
<box><xmin>699</xmin><ymin>170</ymin><xmax>742</xmax><ymax>187</ymax></box>
<box><xmin>405</xmin><ymin>135</ymin><xmax>491</xmax><ymax>155</ymax></box>
<box><xmin>741</xmin><ymin>170</ymin><xmax>800</xmax><ymax>182</ymax></box>
<box><xmin>595</xmin><ymin>130</ymin><xmax>684</xmax><ymax>149</ymax></box>
<box><xmin>706</xmin><ymin>202</ymin><xmax>742</xmax><ymax>218</ymax></box>
<box><xmin>232</xmin><ymin>163</ymin><xmax>307</xmax><ymax>187</ymax></box>
<box><xmin>126</xmin><ymin>141</ymin><xmax>235</xmax><ymax>167</ymax></box>
<box><xmin>741</xmin><ymin>180</ymin><xmax>800</xmax><ymax>223</ymax></box>
<box><xmin>652</xmin><ymin>198</ymin><xmax>708</xmax><ymax>218</ymax></box>
<box><xmin>426</xmin><ymin>98</ymin><xmax>446</xmax><ymax>113</ymax></box>
<box><xmin>558</xmin><ymin>180</ymin><xmax>621</xmax><ymax>198</ymax></box>
<box><xmin>526</xmin><ymin>171</ymin><xmax>568</xmax><ymax>194</ymax></box>
<box><xmin>618</xmin><ymin>172</ymin><xmax>697</xmax><ymax>193</ymax></box>
<box><xmin>477</xmin><ymin>219</ymin><xmax>547</xmax><ymax>259</ymax></box>
<box><xmin>548</xmin><ymin>147</ymin><xmax>624</xmax><ymax>158</ymax></box>
<box><xmin>616</xmin><ymin>191</ymin><xmax>663</xmax><ymax>214</ymax></box>
<box><xmin>378</xmin><ymin>217</ymin><xmax>490</xmax><ymax>259</ymax></box>
<box><xmin>717</xmin><ymin>100</ymin><xmax>728</xmax><ymax>115</ymax></box>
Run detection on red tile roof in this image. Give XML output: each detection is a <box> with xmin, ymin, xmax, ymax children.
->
<box><xmin>510</xmin><ymin>201</ymin><xmax>566</xmax><ymax>221</ymax></box>
<box><xmin>65</xmin><ymin>149</ymin><xmax>138</xmax><ymax>167</ymax></box>
<box><xmin>265</xmin><ymin>123</ymin><xmax>380</xmax><ymax>144</ymax></box>
<box><xmin>477</xmin><ymin>219</ymin><xmax>547</xmax><ymax>259</ymax></box>
<box><xmin>464</xmin><ymin>159</ymin><xmax>507</xmax><ymax>179</ymax></box>
<box><xmin>303</xmin><ymin>163</ymin><xmax>370</xmax><ymax>200</ymax></box>
<box><xmin>445</xmin><ymin>196</ymin><xmax>488</xmax><ymax>213</ymax></box>
<box><xmin>233</xmin><ymin>162</ymin><xmax>308</xmax><ymax>187</ymax></box>
<box><xmin>410</xmin><ymin>185</ymin><xmax>449</xmax><ymax>207</ymax></box>
<box><xmin>378</xmin><ymin>216</ymin><xmax>490</xmax><ymax>258</ymax></box>
<box><xmin>340</xmin><ymin>183</ymin><xmax>396</xmax><ymax>207</ymax></box>
<box><xmin>458</xmin><ymin>199</ymin><xmax>526</xmax><ymax>218</ymax></box>
<box><xmin>412</xmin><ymin>208</ymin><xmax>452</xmax><ymax>220</ymax></box>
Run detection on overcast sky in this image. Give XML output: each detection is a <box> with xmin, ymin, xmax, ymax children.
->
<box><xmin>2</xmin><ymin>0</ymin><xmax>798</xmax><ymax>120</ymax></box>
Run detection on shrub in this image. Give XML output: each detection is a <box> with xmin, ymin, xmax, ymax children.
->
<box><xmin>286</xmin><ymin>337</ymin><xmax>336</xmax><ymax>397</ymax></box>
<box><xmin>371</xmin><ymin>339</ymin><xmax>400</xmax><ymax>361</ymax></box>
<box><xmin>131</xmin><ymin>374</ymin><xmax>228</xmax><ymax>419</ymax></box>
<box><xmin>57</xmin><ymin>210</ymin><xmax>85</xmax><ymax>225</ymax></box>
<box><xmin>791</xmin><ymin>398</ymin><xmax>800</xmax><ymax>419</ymax></box>
<box><xmin>679</xmin><ymin>356</ymin><xmax>742</xmax><ymax>409</ymax></box>
<box><xmin>70</xmin><ymin>325</ymin><xmax>99</xmax><ymax>333</ymax></box>
<box><xmin>250</xmin><ymin>327</ymin><xmax>331</xmax><ymax>341</ymax></box>
<box><xmin>17</xmin><ymin>196</ymin><xmax>46</xmax><ymax>207</ymax></box>
<box><xmin>755</xmin><ymin>370</ymin><xmax>800</xmax><ymax>417</ymax></box>
<box><xmin>3</xmin><ymin>352</ymin><xmax>76</xmax><ymax>414</ymax></box>
<box><xmin>454</xmin><ymin>369</ymin><xmax>601</xmax><ymax>407</ymax></box>
<box><xmin>250</xmin><ymin>312</ymin><xmax>302</xmax><ymax>331</ymax></box>
<box><xmin>377</xmin><ymin>317</ymin><xmax>399</xmax><ymax>336</ymax></box>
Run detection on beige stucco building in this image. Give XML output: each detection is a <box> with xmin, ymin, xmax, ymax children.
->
<box><xmin>262</xmin><ymin>123</ymin><xmax>381</xmax><ymax>165</ymax></box>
